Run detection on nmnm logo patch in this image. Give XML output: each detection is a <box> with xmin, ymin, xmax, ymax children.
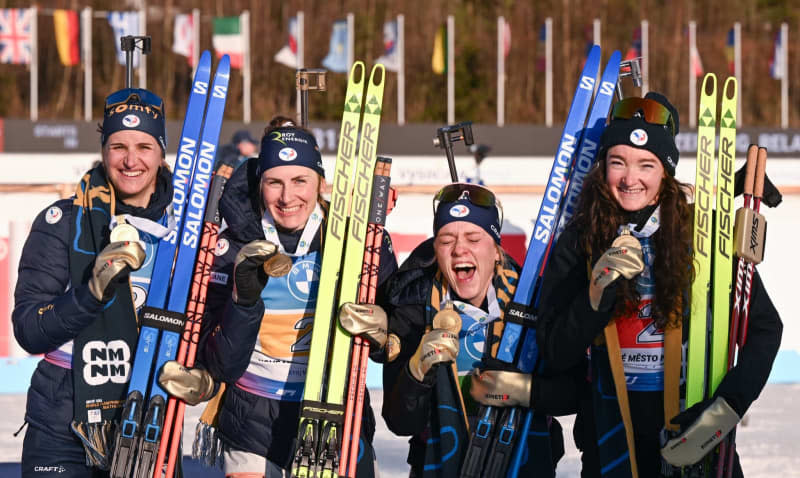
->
<box><xmin>82</xmin><ymin>340</ymin><xmax>131</xmax><ymax>386</ymax></box>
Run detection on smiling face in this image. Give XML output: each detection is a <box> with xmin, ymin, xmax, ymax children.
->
<box><xmin>434</xmin><ymin>221</ymin><xmax>500</xmax><ymax>308</ymax></box>
<box><xmin>103</xmin><ymin>129</ymin><xmax>163</xmax><ymax>208</ymax></box>
<box><xmin>605</xmin><ymin>144</ymin><xmax>665</xmax><ymax>212</ymax></box>
<box><xmin>260</xmin><ymin>165</ymin><xmax>323</xmax><ymax>232</ymax></box>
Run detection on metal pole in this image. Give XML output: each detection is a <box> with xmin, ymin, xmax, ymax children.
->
<box><xmin>30</xmin><ymin>7</ymin><xmax>38</xmax><ymax>121</ymax></box>
<box><xmin>296</xmin><ymin>12</ymin><xmax>304</xmax><ymax>120</ymax></box>
<box><xmin>497</xmin><ymin>16</ymin><xmax>505</xmax><ymax>127</ymax></box>
<box><xmin>593</xmin><ymin>18</ymin><xmax>601</xmax><ymax>90</ymax></box>
<box><xmin>447</xmin><ymin>15</ymin><xmax>455</xmax><ymax>124</ymax></box>
<box><xmin>689</xmin><ymin>21</ymin><xmax>697</xmax><ymax>129</ymax></box>
<box><xmin>398</xmin><ymin>14</ymin><xmax>405</xmax><ymax>125</ymax></box>
<box><xmin>138</xmin><ymin>6</ymin><xmax>146</xmax><ymax>89</ymax></box>
<box><xmin>82</xmin><ymin>7</ymin><xmax>92</xmax><ymax>121</ymax></box>
<box><xmin>734</xmin><ymin>22</ymin><xmax>742</xmax><ymax>126</ymax></box>
<box><xmin>545</xmin><ymin>17</ymin><xmax>553</xmax><ymax>127</ymax></box>
<box><xmin>347</xmin><ymin>13</ymin><xmax>354</xmax><ymax>72</ymax></box>
<box><xmin>641</xmin><ymin>19</ymin><xmax>649</xmax><ymax>94</ymax></box>
<box><xmin>242</xmin><ymin>10</ymin><xmax>251</xmax><ymax>123</ymax></box>
<box><xmin>192</xmin><ymin>8</ymin><xmax>200</xmax><ymax>75</ymax></box>
<box><xmin>781</xmin><ymin>22</ymin><xmax>789</xmax><ymax>129</ymax></box>
<box><xmin>593</xmin><ymin>18</ymin><xmax>601</xmax><ymax>47</ymax></box>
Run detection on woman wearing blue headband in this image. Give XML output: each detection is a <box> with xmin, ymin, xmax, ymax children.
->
<box><xmin>13</xmin><ymin>88</ymin><xmax>174</xmax><ymax>476</ymax></box>
<box><xmin>178</xmin><ymin>117</ymin><xmax>397</xmax><ymax>477</ymax></box>
<box><xmin>377</xmin><ymin>183</ymin><xmax>576</xmax><ymax>477</ymax></box>
<box><xmin>536</xmin><ymin>92</ymin><xmax>782</xmax><ymax>477</ymax></box>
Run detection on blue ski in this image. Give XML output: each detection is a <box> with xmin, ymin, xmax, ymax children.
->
<box><xmin>505</xmin><ymin>51</ymin><xmax>622</xmax><ymax>478</ymax></box>
<box><xmin>460</xmin><ymin>45</ymin><xmax>603</xmax><ymax>478</ymax></box>
<box><xmin>109</xmin><ymin>52</ymin><xmax>231</xmax><ymax>478</ymax></box>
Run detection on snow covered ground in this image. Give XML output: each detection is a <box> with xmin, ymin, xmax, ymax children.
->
<box><xmin>1</xmin><ymin>384</ymin><xmax>799</xmax><ymax>477</ymax></box>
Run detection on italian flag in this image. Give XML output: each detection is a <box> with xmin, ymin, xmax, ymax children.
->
<box><xmin>213</xmin><ymin>16</ymin><xmax>243</xmax><ymax>68</ymax></box>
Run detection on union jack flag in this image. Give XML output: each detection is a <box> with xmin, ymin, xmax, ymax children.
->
<box><xmin>0</xmin><ymin>8</ymin><xmax>33</xmax><ymax>65</ymax></box>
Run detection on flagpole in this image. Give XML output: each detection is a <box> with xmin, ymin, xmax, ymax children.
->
<box><xmin>641</xmin><ymin>19</ymin><xmax>649</xmax><ymax>94</ymax></box>
<box><xmin>398</xmin><ymin>14</ymin><xmax>405</xmax><ymax>125</ymax></box>
<box><xmin>545</xmin><ymin>17</ymin><xmax>552</xmax><ymax>127</ymax></box>
<box><xmin>689</xmin><ymin>21</ymin><xmax>696</xmax><ymax>129</ymax></box>
<box><xmin>296</xmin><ymin>11</ymin><xmax>304</xmax><ymax>120</ymax></box>
<box><xmin>593</xmin><ymin>18</ymin><xmax>601</xmax><ymax>89</ymax></box>
<box><xmin>82</xmin><ymin>7</ymin><xmax>92</xmax><ymax>121</ymax></box>
<box><xmin>242</xmin><ymin>10</ymin><xmax>251</xmax><ymax>124</ymax></box>
<box><xmin>138</xmin><ymin>6</ymin><xmax>146</xmax><ymax>89</ymax></box>
<box><xmin>447</xmin><ymin>14</ymin><xmax>454</xmax><ymax>124</ymax></box>
<box><xmin>347</xmin><ymin>13</ymin><xmax>354</xmax><ymax>72</ymax></box>
<box><xmin>734</xmin><ymin>22</ymin><xmax>741</xmax><ymax>126</ymax></box>
<box><xmin>192</xmin><ymin>8</ymin><xmax>200</xmax><ymax>75</ymax></box>
<box><xmin>30</xmin><ymin>7</ymin><xmax>38</xmax><ymax>122</ymax></box>
<box><xmin>497</xmin><ymin>16</ymin><xmax>505</xmax><ymax>127</ymax></box>
<box><xmin>593</xmin><ymin>18</ymin><xmax>601</xmax><ymax>46</ymax></box>
<box><xmin>781</xmin><ymin>22</ymin><xmax>789</xmax><ymax>129</ymax></box>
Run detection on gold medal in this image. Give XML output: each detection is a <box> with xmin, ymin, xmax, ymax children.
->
<box><xmin>110</xmin><ymin>223</ymin><xmax>140</xmax><ymax>243</ymax></box>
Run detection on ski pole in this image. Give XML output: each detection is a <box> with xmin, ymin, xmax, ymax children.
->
<box><xmin>339</xmin><ymin>157</ymin><xmax>394</xmax><ymax>477</ymax></box>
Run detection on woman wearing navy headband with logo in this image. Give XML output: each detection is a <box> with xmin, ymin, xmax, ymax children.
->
<box><xmin>378</xmin><ymin>183</ymin><xmax>578</xmax><ymax>477</ymax></box>
<box><xmin>13</xmin><ymin>88</ymin><xmax>173</xmax><ymax>477</ymax></box>
<box><xmin>171</xmin><ymin>117</ymin><xmax>397</xmax><ymax>477</ymax></box>
<box><xmin>535</xmin><ymin>92</ymin><xmax>782</xmax><ymax>477</ymax></box>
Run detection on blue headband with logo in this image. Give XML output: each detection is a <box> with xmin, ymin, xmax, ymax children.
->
<box><xmin>433</xmin><ymin>198</ymin><xmax>502</xmax><ymax>244</ymax></box>
<box><xmin>257</xmin><ymin>127</ymin><xmax>324</xmax><ymax>177</ymax></box>
<box><xmin>101</xmin><ymin>89</ymin><xmax>167</xmax><ymax>154</ymax></box>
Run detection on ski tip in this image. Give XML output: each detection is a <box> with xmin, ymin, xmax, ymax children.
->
<box><xmin>200</xmin><ymin>50</ymin><xmax>211</xmax><ymax>63</ymax></box>
<box><xmin>369</xmin><ymin>63</ymin><xmax>386</xmax><ymax>88</ymax></box>
<box><xmin>701</xmin><ymin>73</ymin><xmax>717</xmax><ymax>95</ymax></box>
<box><xmin>723</xmin><ymin>76</ymin><xmax>738</xmax><ymax>99</ymax></box>
<box><xmin>349</xmin><ymin>61</ymin><xmax>366</xmax><ymax>85</ymax></box>
<box><xmin>218</xmin><ymin>54</ymin><xmax>231</xmax><ymax>72</ymax></box>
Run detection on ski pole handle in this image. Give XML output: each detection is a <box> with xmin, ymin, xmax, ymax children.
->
<box><xmin>743</xmin><ymin>144</ymin><xmax>758</xmax><ymax>197</ymax></box>
<box><xmin>754</xmin><ymin>148</ymin><xmax>767</xmax><ymax>199</ymax></box>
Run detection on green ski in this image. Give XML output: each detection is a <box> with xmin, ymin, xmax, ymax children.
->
<box><xmin>292</xmin><ymin>62</ymin><xmax>386</xmax><ymax>478</ymax></box>
<box><xmin>687</xmin><ymin>73</ymin><xmax>717</xmax><ymax>408</ymax></box>
<box><xmin>709</xmin><ymin>77</ymin><xmax>737</xmax><ymax>396</ymax></box>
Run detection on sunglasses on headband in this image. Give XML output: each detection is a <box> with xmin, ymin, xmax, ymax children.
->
<box><xmin>433</xmin><ymin>182</ymin><xmax>504</xmax><ymax>225</ymax></box>
<box><xmin>104</xmin><ymin>88</ymin><xmax>164</xmax><ymax>115</ymax></box>
<box><xmin>611</xmin><ymin>97</ymin><xmax>676</xmax><ymax>136</ymax></box>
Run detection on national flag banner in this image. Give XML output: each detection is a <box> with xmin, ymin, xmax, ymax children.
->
<box><xmin>770</xmin><ymin>29</ymin><xmax>784</xmax><ymax>79</ymax></box>
<box><xmin>535</xmin><ymin>22</ymin><xmax>546</xmax><ymax>72</ymax></box>
<box><xmin>107</xmin><ymin>11</ymin><xmax>139</xmax><ymax>67</ymax></box>
<box><xmin>274</xmin><ymin>15</ymin><xmax>298</xmax><ymax>68</ymax></box>
<box><xmin>173</xmin><ymin>13</ymin><xmax>195</xmax><ymax>66</ymax></box>
<box><xmin>0</xmin><ymin>8</ymin><xmax>34</xmax><ymax>65</ymax></box>
<box><xmin>691</xmin><ymin>44</ymin><xmax>704</xmax><ymax>77</ymax></box>
<box><xmin>624</xmin><ymin>27</ymin><xmax>642</xmax><ymax>61</ymax></box>
<box><xmin>376</xmin><ymin>20</ymin><xmax>399</xmax><ymax>72</ymax></box>
<box><xmin>213</xmin><ymin>16</ymin><xmax>244</xmax><ymax>69</ymax></box>
<box><xmin>432</xmin><ymin>23</ymin><xmax>446</xmax><ymax>74</ymax></box>
<box><xmin>725</xmin><ymin>27</ymin><xmax>735</xmax><ymax>74</ymax></box>
<box><xmin>501</xmin><ymin>17</ymin><xmax>511</xmax><ymax>59</ymax></box>
<box><xmin>54</xmin><ymin>9</ymin><xmax>79</xmax><ymax>66</ymax></box>
<box><xmin>322</xmin><ymin>20</ymin><xmax>348</xmax><ymax>73</ymax></box>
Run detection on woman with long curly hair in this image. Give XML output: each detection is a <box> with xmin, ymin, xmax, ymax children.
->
<box><xmin>536</xmin><ymin>92</ymin><xmax>782</xmax><ymax>477</ymax></box>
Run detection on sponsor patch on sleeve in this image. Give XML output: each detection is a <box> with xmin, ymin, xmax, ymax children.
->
<box><xmin>210</xmin><ymin>272</ymin><xmax>229</xmax><ymax>285</ymax></box>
